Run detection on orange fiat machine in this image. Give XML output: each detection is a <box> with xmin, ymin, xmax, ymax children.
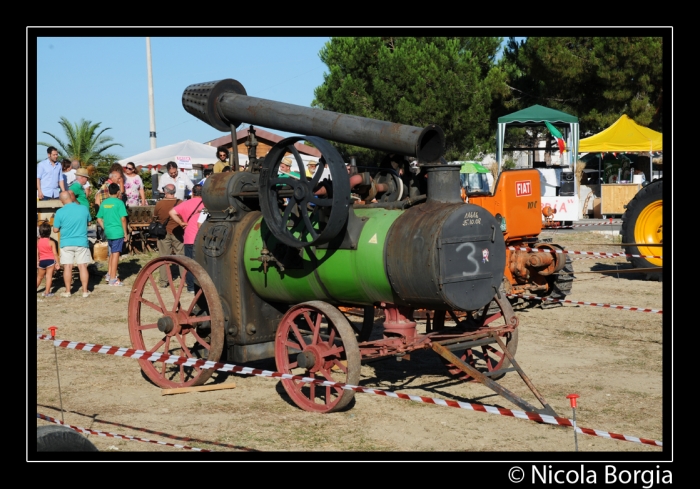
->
<box><xmin>467</xmin><ymin>168</ymin><xmax>573</xmax><ymax>302</ymax></box>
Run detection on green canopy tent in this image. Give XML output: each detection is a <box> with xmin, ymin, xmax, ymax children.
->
<box><xmin>496</xmin><ymin>105</ymin><xmax>580</xmax><ymax>173</ymax></box>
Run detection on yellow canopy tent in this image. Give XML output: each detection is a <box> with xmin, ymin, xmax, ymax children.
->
<box><xmin>579</xmin><ymin>115</ymin><xmax>662</xmax><ymax>152</ymax></box>
<box><xmin>579</xmin><ymin>115</ymin><xmax>662</xmax><ymax>182</ymax></box>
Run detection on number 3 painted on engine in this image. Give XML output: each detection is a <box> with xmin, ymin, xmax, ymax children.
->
<box><xmin>456</xmin><ymin>242</ymin><xmax>481</xmax><ymax>276</ymax></box>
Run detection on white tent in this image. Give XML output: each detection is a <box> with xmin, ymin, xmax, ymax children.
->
<box><xmin>118</xmin><ymin>140</ymin><xmax>229</xmax><ymax>170</ymax></box>
<box><xmin>118</xmin><ymin>139</ymin><xmax>323</xmax><ymax>173</ymax></box>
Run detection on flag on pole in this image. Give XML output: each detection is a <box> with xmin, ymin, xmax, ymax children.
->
<box><xmin>544</xmin><ymin>121</ymin><xmax>566</xmax><ymax>155</ymax></box>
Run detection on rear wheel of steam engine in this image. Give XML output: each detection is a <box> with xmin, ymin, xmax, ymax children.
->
<box><xmin>128</xmin><ymin>256</ymin><xmax>224</xmax><ymax>388</ymax></box>
<box><xmin>259</xmin><ymin>136</ymin><xmax>350</xmax><ymax>248</ymax></box>
<box><xmin>275</xmin><ymin>301</ymin><xmax>361</xmax><ymax>413</ymax></box>
<box><xmin>434</xmin><ymin>305</ymin><xmax>519</xmax><ymax>382</ymax></box>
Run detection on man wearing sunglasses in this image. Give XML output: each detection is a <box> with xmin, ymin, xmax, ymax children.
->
<box><xmin>213</xmin><ymin>146</ymin><xmax>229</xmax><ymax>174</ymax></box>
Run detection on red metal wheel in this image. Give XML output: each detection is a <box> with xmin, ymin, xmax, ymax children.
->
<box><xmin>128</xmin><ymin>256</ymin><xmax>224</xmax><ymax>388</ymax></box>
<box><xmin>436</xmin><ymin>309</ymin><xmax>519</xmax><ymax>382</ymax></box>
<box><xmin>275</xmin><ymin>301</ymin><xmax>361</xmax><ymax>413</ymax></box>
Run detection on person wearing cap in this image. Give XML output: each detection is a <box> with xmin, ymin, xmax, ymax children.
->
<box><xmin>305</xmin><ymin>160</ymin><xmax>318</xmax><ymax>178</ymax></box>
<box><xmin>279</xmin><ymin>156</ymin><xmax>300</xmax><ymax>179</ymax></box>
<box><xmin>69</xmin><ymin>168</ymin><xmax>91</xmax><ymax>207</ymax></box>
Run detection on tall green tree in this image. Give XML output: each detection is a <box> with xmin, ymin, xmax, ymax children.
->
<box><xmin>312</xmin><ymin>37</ymin><xmax>506</xmax><ymax>163</ymax></box>
<box><xmin>38</xmin><ymin>117</ymin><xmax>123</xmax><ymax>165</ymax></box>
<box><xmin>500</xmin><ymin>37</ymin><xmax>663</xmax><ymax>135</ymax></box>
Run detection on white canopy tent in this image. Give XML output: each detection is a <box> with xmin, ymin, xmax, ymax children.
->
<box><xmin>118</xmin><ymin>140</ymin><xmax>221</xmax><ymax>170</ymax></box>
<box><xmin>118</xmin><ymin>139</ymin><xmax>322</xmax><ymax>174</ymax></box>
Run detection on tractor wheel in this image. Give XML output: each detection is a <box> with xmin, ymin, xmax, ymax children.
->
<box><xmin>37</xmin><ymin>425</ymin><xmax>99</xmax><ymax>452</ymax></box>
<box><xmin>621</xmin><ymin>180</ymin><xmax>662</xmax><ymax>281</ymax></box>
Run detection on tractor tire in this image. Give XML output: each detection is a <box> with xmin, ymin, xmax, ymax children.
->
<box><xmin>621</xmin><ymin>179</ymin><xmax>663</xmax><ymax>281</ymax></box>
<box><xmin>548</xmin><ymin>254</ymin><xmax>574</xmax><ymax>300</ymax></box>
<box><xmin>37</xmin><ymin>425</ymin><xmax>99</xmax><ymax>452</ymax></box>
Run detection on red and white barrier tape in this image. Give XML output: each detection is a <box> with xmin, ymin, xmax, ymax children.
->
<box><xmin>508</xmin><ymin>246</ymin><xmax>662</xmax><ymax>260</ymax></box>
<box><xmin>510</xmin><ymin>293</ymin><xmax>662</xmax><ymax>314</ymax></box>
<box><xmin>543</xmin><ymin>221</ymin><xmax>621</xmax><ymax>229</ymax></box>
<box><xmin>37</xmin><ymin>334</ymin><xmax>662</xmax><ymax>447</ymax></box>
<box><xmin>36</xmin><ymin>413</ymin><xmax>211</xmax><ymax>452</ymax></box>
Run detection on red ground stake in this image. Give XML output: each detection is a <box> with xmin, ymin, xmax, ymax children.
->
<box><xmin>567</xmin><ymin>394</ymin><xmax>580</xmax><ymax>451</ymax></box>
<box><xmin>47</xmin><ymin>326</ymin><xmax>64</xmax><ymax>422</ymax></box>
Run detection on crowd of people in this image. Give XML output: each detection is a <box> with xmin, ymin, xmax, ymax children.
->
<box><xmin>37</xmin><ymin>144</ymin><xmax>327</xmax><ymax>298</ymax></box>
<box><xmin>37</xmin><ymin>147</ymin><xmax>171</xmax><ymax>297</ymax></box>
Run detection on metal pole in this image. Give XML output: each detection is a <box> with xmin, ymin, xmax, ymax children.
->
<box><xmin>146</xmin><ymin>37</ymin><xmax>157</xmax><ymax>150</ymax></box>
<box><xmin>230</xmin><ymin>124</ymin><xmax>240</xmax><ymax>172</ymax></box>
<box><xmin>48</xmin><ymin>326</ymin><xmax>64</xmax><ymax>422</ymax></box>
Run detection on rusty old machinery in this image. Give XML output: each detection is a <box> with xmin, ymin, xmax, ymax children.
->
<box><xmin>127</xmin><ymin>78</ymin><xmax>557</xmax><ymax>416</ymax></box>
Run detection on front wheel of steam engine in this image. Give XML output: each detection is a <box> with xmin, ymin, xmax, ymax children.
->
<box><xmin>432</xmin><ymin>304</ymin><xmax>519</xmax><ymax>382</ymax></box>
<box><xmin>275</xmin><ymin>301</ymin><xmax>361</xmax><ymax>413</ymax></box>
<box><xmin>259</xmin><ymin>136</ymin><xmax>351</xmax><ymax>248</ymax></box>
<box><xmin>128</xmin><ymin>256</ymin><xmax>224</xmax><ymax>388</ymax></box>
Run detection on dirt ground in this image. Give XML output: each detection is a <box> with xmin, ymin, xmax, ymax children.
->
<box><xmin>34</xmin><ymin>229</ymin><xmax>664</xmax><ymax>457</ymax></box>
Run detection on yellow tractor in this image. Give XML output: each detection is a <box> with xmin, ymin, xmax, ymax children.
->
<box><xmin>621</xmin><ymin>179</ymin><xmax>663</xmax><ymax>281</ymax></box>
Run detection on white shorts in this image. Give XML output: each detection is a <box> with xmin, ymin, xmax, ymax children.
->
<box><xmin>60</xmin><ymin>246</ymin><xmax>93</xmax><ymax>265</ymax></box>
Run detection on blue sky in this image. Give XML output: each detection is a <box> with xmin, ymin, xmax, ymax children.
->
<box><xmin>35</xmin><ymin>36</ymin><xmax>332</xmax><ymax>162</ymax></box>
<box><xmin>34</xmin><ymin>34</ymin><xmax>521</xmax><ymax>163</ymax></box>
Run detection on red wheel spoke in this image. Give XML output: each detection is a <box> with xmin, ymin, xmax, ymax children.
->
<box><xmin>283</xmin><ymin>338</ymin><xmax>302</xmax><ymax>351</ymax></box>
<box><xmin>146</xmin><ymin>274</ymin><xmax>167</xmax><ymax>311</ymax></box>
<box><xmin>289</xmin><ymin>320</ymin><xmax>307</xmax><ymax>349</ymax></box>
<box><xmin>135</xmin><ymin>322</ymin><xmax>158</xmax><ymax>331</ymax></box>
<box><xmin>311</xmin><ymin>312</ymin><xmax>322</xmax><ymax>344</ymax></box>
<box><xmin>185</xmin><ymin>289</ymin><xmax>204</xmax><ymax>315</ymax></box>
<box><xmin>302</xmin><ymin>311</ymin><xmax>314</xmax><ymax>330</ymax></box>
<box><xmin>320</xmin><ymin>344</ymin><xmax>343</xmax><ymax>358</ymax></box>
<box><xmin>147</xmin><ymin>337</ymin><xmax>166</xmax><ymax>354</ymax></box>
<box><xmin>189</xmin><ymin>329</ymin><xmax>211</xmax><ymax>350</ymax></box>
<box><xmin>174</xmin><ymin>276</ymin><xmax>186</xmax><ymax>308</ymax></box>
<box><xmin>139</xmin><ymin>296</ymin><xmax>164</xmax><ymax>314</ymax></box>
<box><xmin>183</xmin><ymin>315</ymin><xmax>211</xmax><ymax>325</ymax></box>
<box><xmin>174</xmin><ymin>332</ymin><xmax>194</xmax><ymax>358</ymax></box>
<box><xmin>330</xmin><ymin>358</ymin><xmax>347</xmax><ymax>374</ymax></box>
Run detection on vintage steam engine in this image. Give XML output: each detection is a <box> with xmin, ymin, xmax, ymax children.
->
<box><xmin>128</xmin><ymin>79</ymin><xmax>553</xmax><ymax>415</ymax></box>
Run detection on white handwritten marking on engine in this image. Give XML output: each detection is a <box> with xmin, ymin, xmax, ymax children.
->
<box><xmin>462</xmin><ymin>211</ymin><xmax>481</xmax><ymax>226</ymax></box>
<box><xmin>456</xmin><ymin>242</ymin><xmax>480</xmax><ymax>275</ymax></box>
<box><xmin>368</xmin><ymin>233</ymin><xmax>378</xmax><ymax>244</ymax></box>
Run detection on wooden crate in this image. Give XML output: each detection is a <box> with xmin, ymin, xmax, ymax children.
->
<box><xmin>601</xmin><ymin>184</ymin><xmax>641</xmax><ymax>216</ymax></box>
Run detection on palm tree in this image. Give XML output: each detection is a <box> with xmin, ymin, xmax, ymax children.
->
<box><xmin>38</xmin><ymin>117</ymin><xmax>123</xmax><ymax>166</ymax></box>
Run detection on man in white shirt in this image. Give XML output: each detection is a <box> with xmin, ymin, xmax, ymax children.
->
<box><xmin>157</xmin><ymin>161</ymin><xmax>194</xmax><ymax>200</ymax></box>
<box><xmin>64</xmin><ymin>160</ymin><xmax>80</xmax><ymax>187</ymax></box>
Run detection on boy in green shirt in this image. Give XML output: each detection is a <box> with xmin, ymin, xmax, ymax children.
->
<box><xmin>96</xmin><ymin>183</ymin><xmax>128</xmax><ymax>286</ymax></box>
